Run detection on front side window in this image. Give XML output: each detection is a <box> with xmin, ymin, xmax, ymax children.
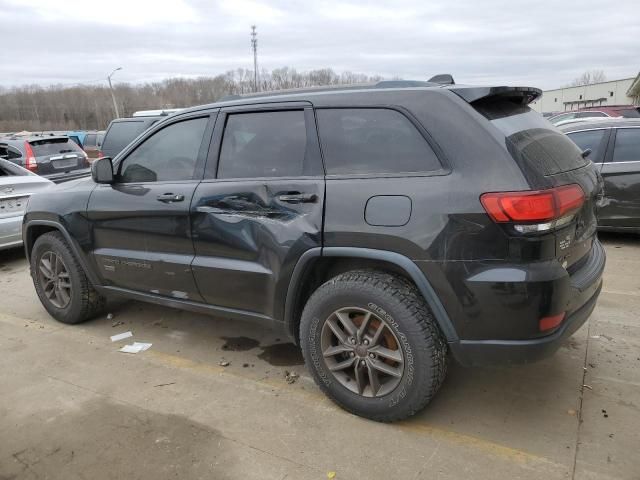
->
<box><xmin>567</xmin><ymin>129</ymin><xmax>606</xmax><ymax>160</ymax></box>
<box><xmin>119</xmin><ymin>117</ymin><xmax>208</xmax><ymax>183</ymax></box>
<box><xmin>612</xmin><ymin>129</ymin><xmax>640</xmax><ymax>163</ymax></box>
<box><xmin>316</xmin><ymin>108</ymin><xmax>441</xmax><ymax>175</ymax></box>
<box><xmin>217</xmin><ymin>110</ymin><xmax>310</xmax><ymax>178</ymax></box>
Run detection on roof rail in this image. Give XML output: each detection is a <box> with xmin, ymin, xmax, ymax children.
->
<box><xmin>215</xmin><ymin>79</ymin><xmax>453</xmax><ymax>103</ymax></box>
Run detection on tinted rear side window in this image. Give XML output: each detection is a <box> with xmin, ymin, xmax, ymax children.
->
<box><xmin>476</xmin><ymin>100</ymin><xmax>587</xmax><ymax>175</ymax></box>
<box><xmin>566</xmin><ymin>129</ymin><xmax>607</xmax><ymax>160</ymax></box>
<box><xmin>30</xmin><ymin>138</ymin><xmax>84</xmax><ymax>157</ymax></box>
<box><xmin>218</xmin><ymin>110</ymin><xmax>314</xmax><ymax>178</ymax></box>
<box><xmin>316</xmin><ymin>108</ymin><xmax>440</xmax><ymax>175</ymax></box>
<box><xmin>612</xmin><ymin>128</ymin><xmax>640</xmax><ymax>162</ymax></box>
<box><xmin>103</xmin><ymin>121</ymin><xmax>149</xmax><ymax>156</ymax></box>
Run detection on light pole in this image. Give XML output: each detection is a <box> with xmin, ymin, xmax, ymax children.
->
<box><xmin>251</xmin><ymin>26</ymin><xmax>258</xmax><ymax>92</ymax></box>
<box><xmin>107</xmin><ymin>67</ymin><xmax>122</xmax><ymax>118</ymax></box>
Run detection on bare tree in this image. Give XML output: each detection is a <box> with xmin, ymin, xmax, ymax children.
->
<box><xmin>569</xmin><ymin>70</ymin><xmax>607</xmax><ymax>87</ymax></box>
<box><xmin>0</xmin><ymin>67</ymin><xmax>388</xmax><ymax>132</ymax></box>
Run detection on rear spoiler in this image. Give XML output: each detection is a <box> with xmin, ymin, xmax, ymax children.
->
<box><xmin>450</xmin><ymin>86</ymin><xmax>542</xmax><ymax>106</ymax></box>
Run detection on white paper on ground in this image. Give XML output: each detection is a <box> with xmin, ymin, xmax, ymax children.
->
<box><xmin>110</xmin><ymin>331</ymin><xmax>133</xmax><ymax>342</ymax></box>
<box><xmin>119</xmin><ymin>342</ymin><xmax>152</xmax><ymax>354</ymax></box>
<box><xmin>132</xmin><ymin>342</ymin><xmax>152</xmax><ymax>351</ymax></box>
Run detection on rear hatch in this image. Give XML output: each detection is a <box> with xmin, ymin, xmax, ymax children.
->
<box><xmin>29</xmin><ymin>137</ymin><xmax>89</xmax><ymax>176</ymax></box>
<box><xmin>467</xmin><ymin>92</ymin><xmax>602</xmax><ymax>269</ymax></box>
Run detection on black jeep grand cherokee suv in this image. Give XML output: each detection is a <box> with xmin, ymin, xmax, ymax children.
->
<box><xmin>23</xmin><ymin>80</ymin><xmax>605</xmax><ymax>422</ymax></box>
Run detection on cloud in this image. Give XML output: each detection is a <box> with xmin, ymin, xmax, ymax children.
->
<box><xmin>0</xmin><ymin>0</ymin><xmax>637</xmax><ymax>89</ymax></box>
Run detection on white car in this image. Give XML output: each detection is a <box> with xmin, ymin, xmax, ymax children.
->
<box><xmin>0</xmin><ymin>159</ymin><xmax>54</xmax><ymax>250</ymax></box>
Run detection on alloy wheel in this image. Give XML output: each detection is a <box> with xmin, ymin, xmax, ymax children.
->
<box><xmin>320</xmin><ymin>307</ymin><xmax>404</xmax><ymax>397</ymax></box>
<box><xmin>38</xmin><ymin>251</ymin><xmax>72</xmax><ymax>309</ymax></box>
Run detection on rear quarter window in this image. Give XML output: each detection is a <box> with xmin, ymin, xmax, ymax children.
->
<box><xmin>316</xmin><ymin>108</ymin><xmax>441</xmax><ymax>175</ymax></box>
<box><xmin>475</xmin><ymin>100</ymin><xmax>588</xmax><ymax>176</ymax></box>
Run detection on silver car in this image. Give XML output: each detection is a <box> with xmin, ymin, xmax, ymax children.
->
<box><xmin>0</xmin><ymin>159</ymin><xmax>53</xmax><ymax>250</ymax></box>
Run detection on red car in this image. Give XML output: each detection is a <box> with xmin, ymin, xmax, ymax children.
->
<box><xmin>549</xmin><ymin>105</ymin><xmax>640</xmax><ymax>125</ymax></box>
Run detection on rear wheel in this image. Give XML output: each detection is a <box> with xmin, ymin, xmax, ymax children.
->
<box><xmin>31</xmin><ymin>232</ymin><xmax>105</xmax><ymax>324</ymax></box>
<box><xmin>300</xmin><ymin>270</ymin><xmax>447</xmax><ymax>422</ymax></box>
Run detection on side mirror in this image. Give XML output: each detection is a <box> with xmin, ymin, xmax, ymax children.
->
<box><xmin>581</xmin><ymin>148</ymin><xmax>592</xmax><ymax>159</ymax></box>
<box><xmin>91</xmin><ymin>156</ymin><xmax>114</xmax><ymax>184</ymax></box>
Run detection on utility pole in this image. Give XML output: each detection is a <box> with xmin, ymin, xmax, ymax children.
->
<box><xmin>251</xmin><ymin>25</ymin><xmax>258</xmax><ymax>92</ymax></box>
<box><xmin>107</xmin><ymin>67</ymin><xmax>123</xmax><ymax>118</ymax></box>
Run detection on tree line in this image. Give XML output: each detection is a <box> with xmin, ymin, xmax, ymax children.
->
<box><xmin>0</xmin><ymin>67</ymin><xmax>383</xmax><ymax>132</ymax></box>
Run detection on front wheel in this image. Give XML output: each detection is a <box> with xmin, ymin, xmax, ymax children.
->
<box><xmin>31</xmin><ymin>232</ymin><xmax>105</xmax><ymax>324</ymax></box>
<box><xmin>300</xmin><ymin>270</ymin><xmax>447</xmax><ymax>422</ymax></box>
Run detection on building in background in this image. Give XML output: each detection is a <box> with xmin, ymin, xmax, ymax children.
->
<box><xmin>531</xmin><ymin>72</ymin><xmax>639</xmax><ymax>114</ymax></box>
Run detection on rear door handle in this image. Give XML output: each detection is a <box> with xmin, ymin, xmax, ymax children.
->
<box><xmin>277</xmin><ymin>193</ymin><xmax>318</xmax><ymax>204</ymax></box>
<box><xmin>157</xmin><ymin>193</ymin><xmax>184</xmax><ymax>203</ymax></box>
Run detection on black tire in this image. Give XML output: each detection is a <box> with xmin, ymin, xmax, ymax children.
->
<box><xmin>300</xmin><ymin>270</ymin><xmax>447</xmax><ymax>422</ymax></box>
<box><xmin>31</xmin><ymin>231</ymin><xmax>105</xmax><ymax>324</ymax></box>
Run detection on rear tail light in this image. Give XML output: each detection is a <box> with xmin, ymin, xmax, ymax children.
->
<box><xmin>539</xmin><ymin>312</ymin><xmax>565</xmax><ymax>332</ymax></box>
<box><xmin>23</xmin><ymin>142</ymin><xmax>37</xmax><ymax>172</ymax></box>
<box><xmin>81</xmin><ymin>150</ymin><xmax>90</xmax><ymax>167</ymax></box>
<box><xmin>480</xmin><ymin>184</ymin><xmax>585</xmax><ymax>233</ymax></box>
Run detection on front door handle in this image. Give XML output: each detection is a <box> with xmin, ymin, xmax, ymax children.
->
<box><xmin>157</xmin><ymin>193</ymin><xmax>184</xmax><ymax>203</ymax></box>
<box><xmin>277</xmin><ymin>193</ymin><xmax>318</xmax><ymax>204</ymax></box>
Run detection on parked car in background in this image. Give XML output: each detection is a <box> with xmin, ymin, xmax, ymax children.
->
<box><xmin>549</xmin><ymin>105</ymin><xmax>640</xmax><ymax>126</ymax></box>
<box><xmin>0</xmin><ymin>159</ymin><xmax>53</xmax><ymax>250</ymax></box>
<box><xmin>65</xmin><ymin>131</ymin><xmax>87</xmax><ymax>148</ymax></box>
<box><xmin>561</xmin><ymin>118</ymin><xmax>640</xmax><ymax>232</ymax></box>
<box><xmin>82</xmin><ymin>131</ymin><xmax>105</xmax><ymax>161</ymax></box>
<box><xmin>0</xmin><ymin>134</ymin><xmax>90</xmax><ymax>183</ymax></box>
<box><xmin>100</xmin><ymin>116</ymin><xmax>164</xmax><ymax>159</ymax></box>
<box><xmin>24</xmin><ymin>80</ymin><xmax>605</xmax><ymax>422</ymax></box>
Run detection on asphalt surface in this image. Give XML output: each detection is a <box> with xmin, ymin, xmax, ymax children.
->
<box><xmin>1</xmin><ymin>233</ymin><xmax>639</xmax><ymax>479</ymax></box>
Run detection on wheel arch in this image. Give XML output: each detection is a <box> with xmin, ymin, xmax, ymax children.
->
<box><xmin>24</xmin><ymin>220</ymin><xmax>101</xmax><ymax>286</ymax></box>
<box><xmin>284</xmin><ymin>247</ymin><xmax>458</xmax><ymax>345</ymax></box>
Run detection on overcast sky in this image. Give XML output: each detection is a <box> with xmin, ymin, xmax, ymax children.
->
<box><xmin>1</xmin><ymin>0</ymin><xmax>638</xmax><ymax>90</ymax></box>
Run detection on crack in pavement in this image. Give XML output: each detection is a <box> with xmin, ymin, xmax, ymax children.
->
<box><xmin>571</xmin><ymin>317</ymin><xmax>592</xmax><ymax>480</ymax></box>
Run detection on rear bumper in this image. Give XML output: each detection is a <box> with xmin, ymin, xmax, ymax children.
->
<box><xmin>429</xmin><ymin>239</ymin><xmax>606</xmax><ymax>366</ymax></box>
<box><xmin>450</xmin><ymin>281</ymin><xmax>601</xmax><ymax>366</ymax></box>
<box><xmin>0</xmin><ymin>215</ymin><xmax>24</xmax><ymax>250</ymax></box>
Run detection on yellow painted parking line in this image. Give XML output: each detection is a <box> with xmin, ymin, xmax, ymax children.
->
<box><xmin>396</xmin><ymin>422</ymin><xmax>563</xmax><ymax>468</ymax></box>
<box><xmin>601</xmin><ymin>289</ymin><xmax>640</xmax><ymax>297</ymax></box>
<box><xmin>0</xmin><ymin>311</ymin><xmax>567</xmax><ymax>470</ymax></box>
<box><xmin>147</xmin><ymin>350</ymin><xmax>566</xmax><ymax>469</ymax></box>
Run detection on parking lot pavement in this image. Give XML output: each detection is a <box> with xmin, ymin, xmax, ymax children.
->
<box><xmin>1</xmin><ymin>235</ymin><xmax>639</xmax><ymax>480</ymax></box>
